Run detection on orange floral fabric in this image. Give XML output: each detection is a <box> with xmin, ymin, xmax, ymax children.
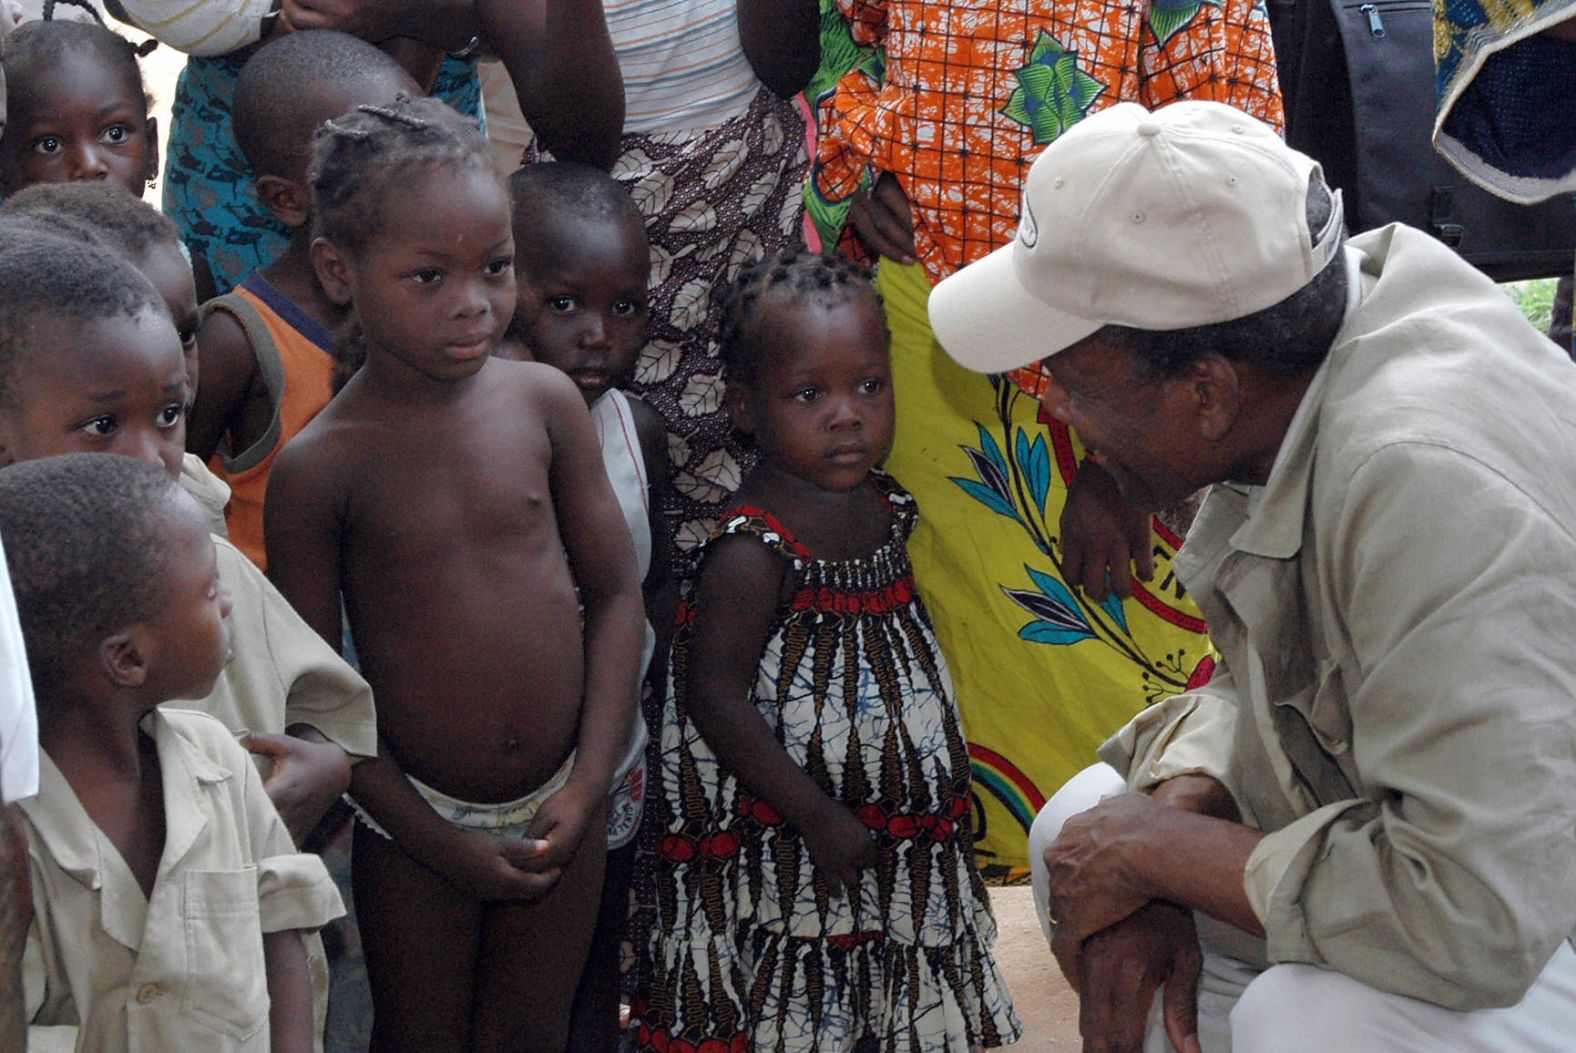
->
<box><xmin>814</xmin><ymin>0</ymin><xmax>1285</xmax><ymax>293</ymax></box>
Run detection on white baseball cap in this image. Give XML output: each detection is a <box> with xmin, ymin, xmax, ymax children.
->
<box><xmin>929</xmin><ymin>101</ymin><xmax>1344</xmax><ymax>374</ymax></box>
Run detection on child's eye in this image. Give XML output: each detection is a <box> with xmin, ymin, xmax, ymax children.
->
<box><xmin>858</xmin><ymin>377</ymin><xmax>886</xmax><ymax>395</ymax></box>
<box><xmin>484</xmin><ymin>257</ymin><xmax>512</xmax><ymax>278</ymax></box>
<box><xmin>612</xmin><ymin>299</ymin><xmax>645</xmax><ymax>318</ymax></box>
<box><xmin>178</xmin><ymin>324</ymin><xmax>198</xmax><ymax>350</ymax></box>
<box><xmin>80</xmin><ymin>416</ymin><xmax>117</xmax><ymax>437</ymax></box>
<box><xmin>791</xmin><ymin>387</ymin><xmax>821</xmax><ymax>403</ymax></box>
<box><xmin>157</xmin><ymin>404</ymin><xmax>184</xmax><ymax>429</ymax></box>
<box><xmin>410</xmin><ymin>268</ymin><xmax>443</xmax><ymax>286</ymax></box>
<box><xmin>100</xmin><ymin>124</ymin><xmax>132</xmax><ymax>146</ymax></box>
<box><xmin>31</xmin><ymin>136</ymin><xmax>62</xmax><ymax>156</ymax></box>
<box><xmin>549</xmin><ymin>295</ymin><xmax>578</xmax><ymax>313</ymax></box>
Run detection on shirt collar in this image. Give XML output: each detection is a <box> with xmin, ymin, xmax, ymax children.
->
<box><xmin>1226</xmin><ymin>245</ymin><xmax>1367</xmax><ymax>560</ymax></box>
<box><xmin>20</xmin><ymin>708</ymin><xmax>234</xmax><ymax>892</ymax></box>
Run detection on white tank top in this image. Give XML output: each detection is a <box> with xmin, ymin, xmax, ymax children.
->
<box><xmin>591</xmin><ymin>389</ymin><xmax>656</xmax><ymax>779</ymax></box>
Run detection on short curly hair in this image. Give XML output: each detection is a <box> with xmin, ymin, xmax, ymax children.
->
<box><xmin>2</xmin><ymin>182</ymin><xmax>180</xmax><ymax>261</ymax></box>
<box><xmin>718</xmin><ymin>247</ymin><xmax>885</xmax><ymax>387</ymax></box>
<box><xmin>0</xmin><ymin>224</ymin><xmax>164</xmax><ymax>409</ymax></box>
<box><xmin>0</xmin><ymin>453</ymin><xmax>184</xmax><ymax>690</ymax></box>
<box><xmin>234</xmin><ymin>30</ymin><xmax>415</xmax><ymax>180</ymax></box>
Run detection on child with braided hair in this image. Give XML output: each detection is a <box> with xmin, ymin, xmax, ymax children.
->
<box><xmin>265</xmin><ymin>96</ymin><xmax>645</xmax><ymax>1053</ymax></box>
<box><xmin>635</xmin><ymin>248</ymin><xmax>1020</xmax><ymax>1053</ymax></box>
<box><xmin>0</xmin><ymin>0</ymin><xmax>159</xmax><ymax>196</ymax></box>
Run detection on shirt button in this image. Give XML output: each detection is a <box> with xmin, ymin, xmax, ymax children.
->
<box><xmin>135</xmin><ymin>983</ymin><xmax>161</xmax><ymax>1004</ymax></box>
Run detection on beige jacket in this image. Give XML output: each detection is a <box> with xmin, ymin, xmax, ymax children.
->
<box><xmin>1102</xmin><ymin>224</ymin><xmax>1576</xmax><ymax>1010</ymax></box>
<box><xmin>21</xmin><ymin>709</ymin><xmax>345</xmax><ymax>1051</ymax></box>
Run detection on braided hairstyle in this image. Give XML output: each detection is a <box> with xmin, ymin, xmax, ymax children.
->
<box><xmin>309</xmin><ymin>96</ymin><xmax>497</xmax><ymax>389</ymax></box>
<box><xmin>718</xmin><ymin>248</ymin><xmax>884</xmax><ymax>388</ymax></box>
<box><xmin>2</xmin><ymin>0</ymin><xmax>157</xmax><ymax>101</ymax></box>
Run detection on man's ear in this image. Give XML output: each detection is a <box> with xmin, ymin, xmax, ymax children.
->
<box><xmin>255</xmin><ymin>175</ymin><xmax>311</xmax><ymax>229</ymax></box>
<box><xmin>725</xmin><ymin>379</ymin><xmax>755</xmax><ymax>435</ymax></box>
<box><xmin>98</xmin><ymin>629</ymin><xmax>150</xmax><ymax>689</ymax></box>
<box><xmin>310</xmin><ymin>237</ymin><xmax>355</xmax><ymax>307</ymax></box>
<box><xmin>1187</xmin><ymin>353</ymin><xmax>1243</xmax><ymax>443</ymax></box>
<box><xmin>144</xmin><ymin>116</ymin><xmax>160</xmax><ymax>185</ymax></box>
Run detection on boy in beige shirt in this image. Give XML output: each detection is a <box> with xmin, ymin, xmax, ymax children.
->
<box><xmin>4</xmin><ymin>454</ymin><xmax>344</xmax><ymax>1052</ymax></box>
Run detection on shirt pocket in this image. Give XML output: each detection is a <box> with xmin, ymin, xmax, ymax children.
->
<box><xmin>181</xmin><ymin>867</ymin><xmax>268</xmax><ymax>1041</ymax></box>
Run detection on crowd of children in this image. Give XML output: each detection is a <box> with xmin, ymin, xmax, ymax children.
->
<box><xmin>0</xmin><ymin>5</ymin><xmax>1026</xmax><ymax>1052</ymax></box>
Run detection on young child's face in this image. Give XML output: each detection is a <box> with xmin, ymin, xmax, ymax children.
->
<box><xmin>134</xmin><ymin>240</ymin><xmax>202</xmax><ymax>395</ymax></box>
<box><xmin>0</xmin><ymin>47</ymin><xmax>155</xmax><ymax>196</ymax></box>
<box><xmin>512</xmin><ymin>211</ymin><xmax>649</xmax><ymax>406</ymax></box>
<box><xmin>0</xmin><ymin>307</ymin><xmax>188</xmax><ymax>478</ymax></box>
<box><xmin>735</xmin><ymin>294</ymin><xmax>894</xmax><ymax>493</ymax></box>
<box><xmin>145</xmin><ymin>491</ymin><xmax>234</xmax><ymax>702</ymax></box>
<box><xmin>329</xmin><ymin>164</ymin><xmax>515</xmax><ymax>385</ymax></box>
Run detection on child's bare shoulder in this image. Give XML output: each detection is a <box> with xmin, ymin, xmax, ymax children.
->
<box><xmin>488</xmin><ymin>357</ymin><xmax>583</xmax><ymax>404</ymax></box>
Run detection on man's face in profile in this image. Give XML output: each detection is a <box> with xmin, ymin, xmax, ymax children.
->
<box><xmin>1036</xmin><ymin>341</ymin><xmax>1208</xmax><ymax>513</ymax></box>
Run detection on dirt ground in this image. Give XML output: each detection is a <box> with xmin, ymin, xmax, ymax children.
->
<box><xmin>992</xmin><ymin>885</ymin><xmax>1083</xmax><ymax>1050</ymax></box>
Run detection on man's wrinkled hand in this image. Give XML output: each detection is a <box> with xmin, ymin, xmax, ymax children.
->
<box><xmin>1045</xmin><ymin>791</ymin><xmax>1159</xmax><ymax>958</ymax></box>
<box><xmin>1075</xmin><ymin>902</ymin><xmax>1203</xmax><ymax>1053</ymax></box>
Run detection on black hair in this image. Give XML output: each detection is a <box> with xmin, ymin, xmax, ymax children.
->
<box><xmin>507</xmin><ymin>161</ymin><xmax>647</xmax><ymax>249</ymax></box>
<box><xmin>0</xmin><ymin>223</ymin><xmax>165</xmax><ymax>408</ymax></box>
<box><xmin>2</xmin><ymin>181</ymin><xmax>180</xmax><ymax>261</ymax></box>
<box><xmin>718</xmin><ymin>247</ymin><xmax>885</xmax><ymax>386</ymax></box>
<box><xmin>0</xmin><ymin>452</ymin><xmax>184</xmax><ymax>690</ymax></box>
<box><xmin>310</xmin><ymin>96</ymin><xmax>496</xmax><ymax>387</ymax></box>
<box><xmin>310</xmin><ymin>95</ymin><xmax>493</xmax><ymax>255</ymax></box>
<box><xmin>1</xmin><ymin>1</ymin><xmax>156</xmax><ymax>117</ymax></box>
<box><xmin>234</xmin><ymin>30</ymin><xmax>414</xmax><ymax>179</ymax></box>
<box><xmin>1093</xmin><ymin>181</ymin><xmax>1348</xmax><ymax>380</ymax></box>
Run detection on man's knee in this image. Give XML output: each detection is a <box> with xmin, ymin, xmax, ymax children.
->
<box><xmin>1029</xmin><ymin>763</ymin><xmax>1128</xmax><ymax>947</ymax></box>
<box><xmin>1229</xmin><ymin>963</ymin><xmax>1390</xmax><ymax>1052</ymax></box>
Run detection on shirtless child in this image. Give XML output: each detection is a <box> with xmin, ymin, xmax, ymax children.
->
<box><xmin>264</xmin><ymin>98</ymin><xmax>645</xmax><ymax>1053</ymax></box>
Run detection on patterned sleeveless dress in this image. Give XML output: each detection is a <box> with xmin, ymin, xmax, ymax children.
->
<box><xmin>634</xmin><ymin>472</ymin><xmax>1021</xmax><ymax>1052</ymax></box>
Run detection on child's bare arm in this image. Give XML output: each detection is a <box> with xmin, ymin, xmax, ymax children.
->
<box><xmin>265</xmin><ymin>440</ymin><xmax>346</xmax><ymax>648</ymax></box>
<box><xmin>629</xmin><ymin>396</ymin><xmax>677</xmax><ymax>694</ymax></box>
<box><xmin>262</xmin><ymin>930</ymin><xmax>313</xmax><ymax>1053</ymax></box>
<box><xmin>685</xmin><ymin>537</ymin><xmax>877</xmax><ymax>895</ymax></box>
<box><xmin>188</xmin><ymin>309</ymin><xmax>258</xmax><ymax>463</ymax></box>
<box><xmin>478</xmin><ymin>0</ymin><xmax>624</xmax><ymax>169</ymax></box>
<box><xmin>737</xmin><ymin>0</ymin><xmax>821</xmax><ymax>98</ymax></box>
<box><xmin>529</xmin><ymin>372</ymin><xmax>644</xmax><ymax>867</ymax></box>
<box><xmin>280</xmin><ymin>0</ymin><xmax>480</xmax><ymax>52</ymax></box>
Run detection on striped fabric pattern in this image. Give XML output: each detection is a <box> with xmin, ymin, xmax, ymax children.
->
<box><xmin>606</xmin><ymin>0</ymin><xmax>761</xmax><ymax>132</ymax></box>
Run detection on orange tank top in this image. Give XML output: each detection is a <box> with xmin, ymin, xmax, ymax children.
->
<box><xmin>202</xmin><ymin>275</ymin><xmax>336</xmax><ymax>571</ymax></box>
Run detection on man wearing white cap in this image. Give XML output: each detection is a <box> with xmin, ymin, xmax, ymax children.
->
<box><xmin>931</xmin><ymin>99</ymin><xmax>1576</xmax><ymax>1051</ymax></box>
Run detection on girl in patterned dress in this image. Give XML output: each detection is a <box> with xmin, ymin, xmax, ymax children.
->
<box><xmin>634</xmin><ymin>249</ymin><xmax>1020</xmax><ymax>1053</ymax></box>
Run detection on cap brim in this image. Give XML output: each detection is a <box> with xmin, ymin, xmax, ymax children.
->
<box><xmin>928</xmin><ymin>241</ymin><xmax>1103</xmax><ymax>374</ymax></box>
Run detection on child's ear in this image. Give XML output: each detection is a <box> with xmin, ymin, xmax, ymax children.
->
<box><xmin>99</xmin><ymin>629</ymin><xmax>150</xmax><ymax>689</ymax></box>
<box><xmin>311</xmin><ymin>238</ymin><xmax>355</xmax><ymax>306</ymax></box>
<box><xmin>143</xmin><ymin>116</ymin><xmax>160</xmax><ymax>186</ymax></box>
<box><xmin>255</xmin><ymin>175</ymin><xmax>311</xmax><ymax>229</ymax></box>
<box><xmin>725</xmin><ymin>379</ymin><xmax>755</xmax><ymax>435</ymax></box>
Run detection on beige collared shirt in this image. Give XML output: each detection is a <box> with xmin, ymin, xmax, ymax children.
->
<box><xmin>1101</xmin><ymin>224</ymin><xmax>1576</xmax><ymax>1010</ymax></box>
<box><xmin>21</xmin><ymin>708</ymin><xmax>345</xmax><ymax>1052</ymax></box>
